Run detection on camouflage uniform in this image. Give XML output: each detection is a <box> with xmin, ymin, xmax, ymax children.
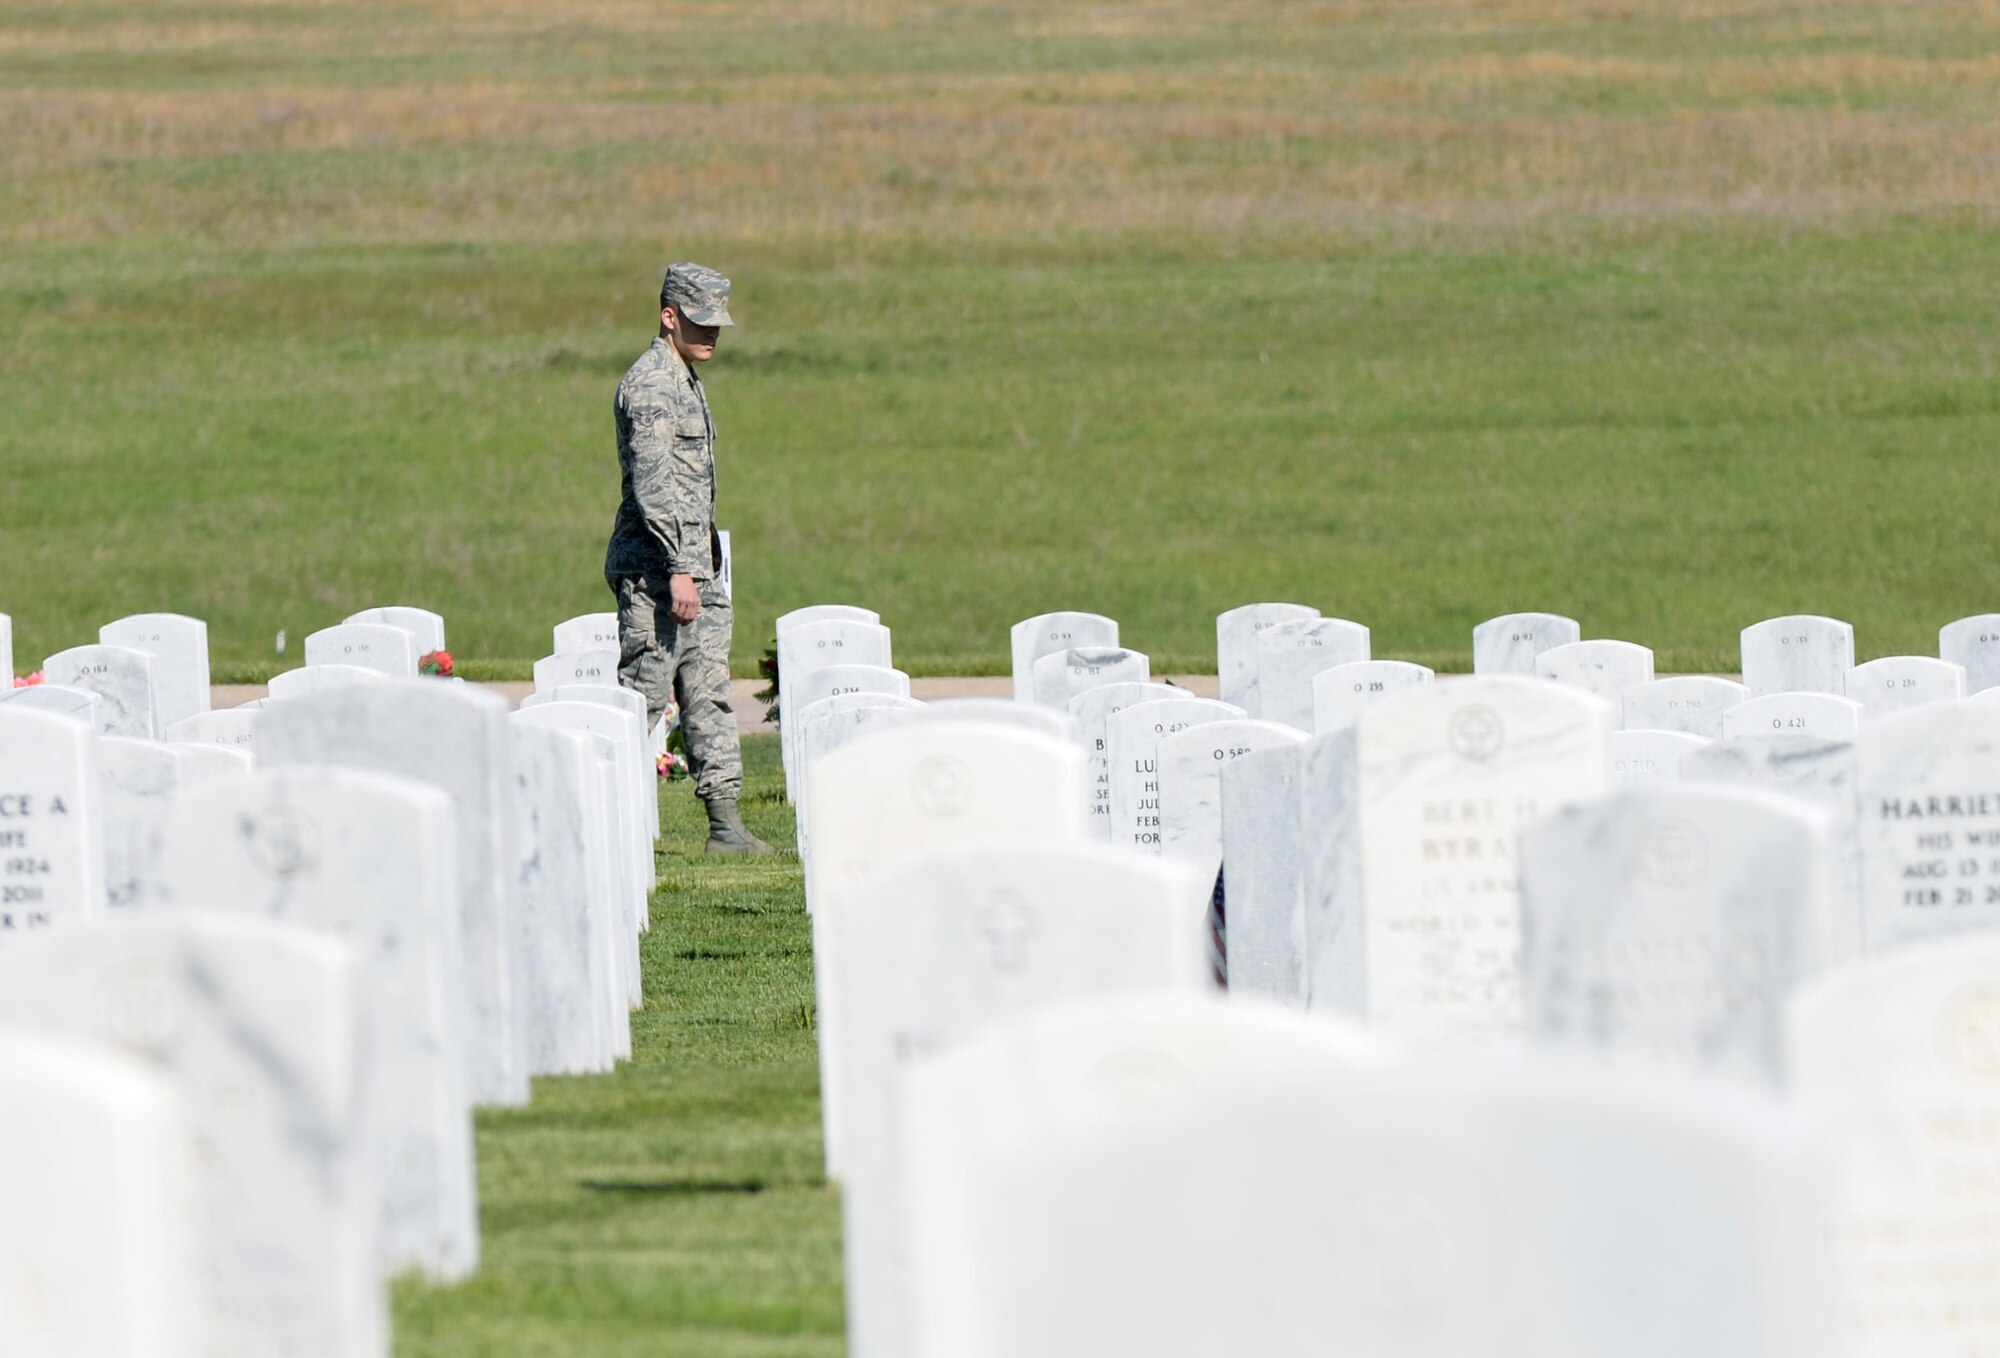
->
<box><xmin>605</xmin><ymin>264</ymin><xmax>742</xmax><ymax>803</ymax></box>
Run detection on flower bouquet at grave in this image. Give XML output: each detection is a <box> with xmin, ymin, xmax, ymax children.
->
<box><xmin>658</xmin><ymin>724</ymin><xmax>692</xmax><ymax>782</ymax></box>
<box><xmin>756</xmin><ymin>643</ymin><xmax>780</xmax><ymax>728</ymax></box>
<box><xmin>11</xmin><ymin>670</ymin><xmax>42</xmax><ymax>688</ymax></box>
<box><xmin>419</xmin><ymin>649</ymin><xmax>454</xmax><ymax>677</ymax></box>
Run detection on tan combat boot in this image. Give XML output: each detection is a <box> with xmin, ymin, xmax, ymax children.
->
<box><xmin>704</xmin><ymin>798</ymin><xmax>775</xmax><ymax>857</ymax></box>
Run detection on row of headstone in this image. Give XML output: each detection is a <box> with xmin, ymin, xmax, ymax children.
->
<box><xmin>0</xmin><ymin>601</ymin><xmax>659</xmax><ymax>1357</ymax></box>
<box><xmin>782</xmin><ymin>599</ymin><xmax>2000</xmax><ymax>1358</ymax></box>
<box><xmin>787</xmin><ymin>686</ymin><xmax>1216</xmax><ymax>1358</ymax></box>
<box><xmin>771</xmin><ymin>598</ymin><xmax>2000</xmax><ymax>1357</ymax></box>
<box><xmin>880</xmin><ymin>888</ymin><xmax>2000</xmax><ymax>1358</ymax></box>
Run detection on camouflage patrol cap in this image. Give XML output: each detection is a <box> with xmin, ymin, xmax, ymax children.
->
<box><xmin>660</xmin><ymin>262</ymin><xmax>734</xmax><ymax>327</ymax></box>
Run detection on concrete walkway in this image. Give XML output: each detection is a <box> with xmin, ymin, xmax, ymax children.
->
<box><xmin>212</xmin><ymin>675</ymin><xmax>1228</xmax><ymax>735</ymax></box>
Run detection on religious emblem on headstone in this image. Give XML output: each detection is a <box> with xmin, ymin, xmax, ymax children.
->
<box><xmin>1635</xmin><ymin>818</ymin><xmax>1707</xmax><ymax>890</ymax></box>
<box><xmin>1447</xmin><ymin>705</ymin><xmax>1504</xmax><ymax>761</ymax></box>
<box><xmin>246</xmin><ymin>806</ymin><xmax>318</xmax><ymax>879</ymax></box>
<box><xmin>975</xmin><ymin>891</ymin><xmax>1038</xmax><ymax>973</ymax></box>
<box><xmin>1321</xmin><ymin>1164</ymin><xmax>1485</xmax><ymax>1345</ymax></box>
<box><xmin>912</xmin><ymin>755</ymin><xmax>973</xmax><ymax>819</ymax></box>
<box><xmin>1940</xmin><ymin>985</ymin><xmax>2000</xmax><ymax>1082</ymax></box>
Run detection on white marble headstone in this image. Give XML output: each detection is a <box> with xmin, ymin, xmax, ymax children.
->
<box><xmin>1533</xmin><ymin>638</ymin><xmax>1653</xmax><ymax>701</ymax></box>
<box><xmin>512</xmin><ymin>700</ymin><xmax>654</xmax><ymax>930</ymax></box>
<box><xmin>520</xmin><ymin>684</ymin><xmax>645</xmax><ymax>720</ymax></box>
<box><xmin>1105</xmin><ymin>698</ymin><xmax>1244</xmax><ymax>855</ymax></box>
<box><xmin>1621</xmin><ymin>675</ymin><xmax>1745</xmax><ymax>738</ymax></box>
<box><xmin>1855</xmin><ymin>703</ymin><xmax>2000</xmax><ymax>952</ymax></box>
<box><xmin>1721</xmin><ymin>690</ymin><xmax>1863</xmax><ymax>739</ymax></box>
<box><xmin>1218</xmin><ymin>741</ymin><xmax>1309</xmax><ymax>1007</ymax></box>
<box><xmin>578</xmin><ymin>732</ymin><xmax>637</xmax><ymax>1058</ymax></box>
<box><xmin>145</xmin><ymin>767</ymin><xmax>478</xmax><ymax>1281</ymax></box>
<box><xmin>257</xmin><ymin>680</ymin><xmax>529</xmax><ymax>1106</ymax></box>
<box><xmin>1682</xmin><ymin>732</ymin><xmax>1862</xmax><ymax>970</ymax></box>
<box><xmin>1471</xmin><ymin>611</ymin><xmax>1581</xmax><ymax>676</ymax></box>
<box><xmin>780</xmin><ymin>619</ymin><xmax>894</xmax><ymax>800</ymax></box>
<box><xmin>912</xmin><ymin>698</ymin><xmax>1077</xmax><ymax>743</ymax></box>
<box><xmin>777</xmin><ymin>604</ymin><xmax>879</xmax><ymax>634</ymax></box>
<box><xmin>1941</xmin><ymin>614</ymin><xmax>2000</xmax><ymax>695</ymax></box>
<box><xmin>0</xmin><ymin>1033</ymin><xmax>203</xmax><ymax>1358</ymax></box>
<box><xmin>1310</xmin><ymin>677</ymin><xmax>1614</xmax><ymax>1043</ymax></box>
<box><xmin>0</xmin><ymin>682</ymin><xmax>102</xmax><ymax>726</ymax></box>
<box><xmin>794</xmin><ymin>663</ymin><xmax>911</xmax><ymax>710</ymax></box>
<box><xmin>1607</xmin><ymin>728</ymin><xmax>1706</xmax><ymax>789</ymax></box>
<box><xmin>1066</xmin><ymin>682</ymin><xmax>1180</xmax><ymax>840</ymax></box>
<box><xmin>97</xmin><ymin>737</ymin><xmax>180</xmax><ymax>910</ymax></box>
<box><xmin>1064</xmin><ymin>680</ymin><xmax>1184</xmax><ymax>828</ymax></box>
<box><xmin>303</xmin><ymin>623</ymin><xmax>419</xmax><ymax>676</ymax></box>
<box><xmin>1790</xmin><ymin>935</ymin><xmax>2000</xmax><ymax>1358</ymax></box>
<box><xmin>1158</xmin><ymin>719</ymin><xmax>1308</xmax><ymax>883</ymax></box>
<box><xmin>1741</xmin><ymin>615</ymin><xmax>1854</xmax><ymax>697</ymax></box>
<box><xmin>100</xmin><ymin>613</ymin><xmax>209</xmax><ymax>731</ymax></box>
<box><xmin>1254</xmin><ymin>617</ymin><xmax>1369</xmax><ymax>732</ymax></box>
<box><xmin>1030</xmin><ymin>645</ymin><xmax>1150</xmax><ymax>712</ymax></box>
<box><xmin>0</xmin><ymin>705</ymin><xmax>104</xmax><ymax>934</ymax></box>
<box><xmin>552</xmin><ymin>611</ymin><xmax>619</xmax><ymax>653</ymax></box>
<box><xmin>509</xmin><ymin>721</ymin><xmax>620</xmax><ymax>1076</ymax></box>
<box><xmin>904</xmin><ymin>995</ymin><xmax>1389</xmax><ymax>1358</ymax></box>
<box><xmin>345</xmin><ymin>606</ymin><xmax>445</xmax><ymax>656</ymax></box>
<box><xmin>807</xmin><ymin>722</ymin><xmax>1090</xmax><ymax>1178</ymax></box>
<box><xmin>1310</xmin><ymin>659</ymin><xmax>1433</xmax><ymax>735</ymax></box>
<box><xmin>165</xmin><ymin>707</ymin><xmax>259</xmax><ymax>753</ymax></box>
<box><xmin>532</xmin><ymin>648</ymin><xmax>618</xmax><ymax>692</ymax></box>
<box><xmin>1010</xmin><ymin>612</ymin><xmax>1120</xmax><ymax>704</ymax></box>
<box><xmin>833</xmin><ymin>843</ymin><xmax>1212</xmax><ymax>1358</ymax></box>
<box><xmin>793</xmin><ymin>693</ymin><xmax>922</xmax><ymax>875</ymax></box>
<box><xmin>42</xmin><ymin>644</ymin><xmax>160</xmax><ymax>738</ymax></box>
<box><xmin>0</xmin><ymin>916</ymin><xmax>384</xmax><ymax>1358</ymax></box>
<box><xmin>268</xmin><ymin>664</ymin><xmax>387</xmax><ymax>702</ymax></box>
<box><xmin>1520</xmin><ymin>786</ymin><xmax>1828</xmax><ymax>1082</ymax></box>
<box><xmin>926</xmin><ymin>1056</ymin><xmax>1838</xmax><ymax>1358</ymax></box>
<box><xmin>167</xmin><ymin>741</ymin><xmax>253</xmax><ymax>785</ymax></box>
<box><xmin>1845</xmin><ymin>655</ymin><xmax>1965</xmax><ymax>719</ymax></box>
<box><xmin>1215</xmin><ymin>603</ymin><xmax>1318</xmax><ymax>717</ymax></box>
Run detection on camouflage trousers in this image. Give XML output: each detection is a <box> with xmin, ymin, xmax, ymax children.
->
<box><xmin>609</xmin><ymin>573</ymin><xmax>741</xmax><ymax>803</ymax></box>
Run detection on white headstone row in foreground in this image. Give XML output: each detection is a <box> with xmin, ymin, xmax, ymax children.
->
<box><xmin>777</xmin><ymin>600</ymin><xmax>2000</xmax><ymax>1358</ymax></box>
<box><xmin>0</xmin><ymin>603</ymin><xmax>663</xmax><ymax>1358</ymax></box>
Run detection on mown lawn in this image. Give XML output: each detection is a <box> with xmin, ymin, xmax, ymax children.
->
<box><xmin>4</xmin><ymin>1</ymin><xmax>2000</xmax><ymax>676</ymax></box>
<box><xmin>391</xmin><ymin>735</ymin><xmax>843</xmax><ymax>1357</ymax></box>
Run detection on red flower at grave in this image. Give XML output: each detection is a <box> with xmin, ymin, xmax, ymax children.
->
<box><xmin>11</xmin><ymin>670</ymin><xmax>43</xmax><ymax>688</ymax></box>
<box><xmin>420</xmin><ymin>649</ymin><xmax>454</xmax><ymax>677</ymax></box>
<box><xmin>657</xmin><ymin>751</ymin><xmax>690</xmax><ymax>782</ymax></box>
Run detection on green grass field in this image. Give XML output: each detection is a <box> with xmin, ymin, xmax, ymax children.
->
<box><xmin>391</xmin><ymin>736</ymin><xmax>845</xmax><ymax>1357</ymax></box>
<box><xmin>7</xmin><ymin>1</ymin><xmax>2000</xmax><ymax>679</ymax></box>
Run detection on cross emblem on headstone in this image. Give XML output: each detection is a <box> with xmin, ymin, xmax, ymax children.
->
<box><xmin>976</xmin><ymin>892</ymin><xmax>1038</xmax><ymax>974</ymax></box>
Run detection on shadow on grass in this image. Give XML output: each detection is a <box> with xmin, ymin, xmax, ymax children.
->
<box><xmin>579</xmin><ymin>1178</ymin><xmax>769</xmax><ymax>1197</ymax></box>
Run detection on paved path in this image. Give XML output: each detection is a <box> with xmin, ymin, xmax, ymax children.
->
<box><xmin>211</xmin><ymin>675</ymin><xmax>1228</xmax><ymax>735</ymax></box>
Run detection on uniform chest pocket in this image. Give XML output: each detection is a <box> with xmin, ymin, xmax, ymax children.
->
<box><xmin>668</xmin><ymin>409</ymin><xmax>712</xmax><ymax>473</ymax></box>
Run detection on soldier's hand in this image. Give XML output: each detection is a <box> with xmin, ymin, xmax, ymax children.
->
<box><xmin>668</xmin><ymin>573</ymin><xmax>701</xmax><ymax>625</ymax></box>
